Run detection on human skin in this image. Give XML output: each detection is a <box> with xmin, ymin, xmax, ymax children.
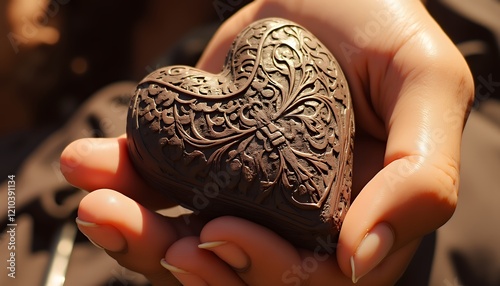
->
<box><xmin>60</xmin><ymin>0</ymin><xmax>474</xmax><ymax>285</ymax></box>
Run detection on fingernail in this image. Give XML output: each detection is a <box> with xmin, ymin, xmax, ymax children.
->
<box><xmin>160</xmin><ymin>259</ymin><xmax>208</xmax><ymax>286</ymax></box>
<box><xmin>199</xmin><ymin>241</ymin><xmax>251</xmax><ymax>272</ymax></box>
<box><xmin>160</xmin><ymin>258</ymin><xmax>189</xmax><ymax>274</ymax></box>
<box><xmin>75</xmin><ymin>217</ymin><xmax>127</xmax><ymax>253</ymax></box>
<box><xmin>350</xmin><ymin>222</ymin><xmax>394</xmax><ymax>283</ymax></box>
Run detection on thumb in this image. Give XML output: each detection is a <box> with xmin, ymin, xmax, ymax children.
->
<box><xmin>336</xmin><ymin>37</ymin><xmax>473</xmax><ymax>283</ymax></box>
<box><xmin>337</xmin><ymin>155</ymin><xmax>458</xmax><ymax>283</ymax></box>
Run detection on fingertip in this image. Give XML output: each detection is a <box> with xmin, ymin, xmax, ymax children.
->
<box><xmin>198</xmin><ymin>240</ymin><xmax>250</xmax><ymax>272</ymax></box>
<box><xmin>60</xmin><ymin>137</ymin><xmax>121</xmax><ymax>189</ymax></box>
<box><xmin>199</xmin><ymin>216</ymin><xmax>265</xmax><ymax>244</ymax></box>
<box><xmin>336</xmin><ymin>209</ymin><xmax>365</xmax><ymax>278</ymax></box>
<box><xmin>200</xmin><ymin>215</ymin><xmax>300</xmax><ymax>264</ymax></box>
<box><xmin>160</xmin><ymin>258</ymin><xmax>208</xmax><ymax>286</ymax></box>
<box><xmin>77</xmin><ymin>189</ymin><xmax>131</xmax><ymax>224</ymax></box>
<box><xmin>75</xmin><ymin>189</ymin><xmax>134</xmax><ymax>254</ymax></box>
<box><xmin>60</xmin><ymin>138</ymin><xmax>90</xmax><ymax>177</ymax></box>
<box><xmin>75</xmin><ymin>216</ymin><xmax>128</xmax><ymax>253</ymax></box>
<box><xmin>165</xmin><ymin>236</ymin><xmax>244</xmax><ymax>286</ymax></box>
<box><xmin>77</xmin><ymin>189</ymin><xmax>179</xmax><ymax>275</ymax></box>
<box><xmin>337</xmin><ymin>157</ymin><xmax>459</xmax><ymax>280</ymax></box>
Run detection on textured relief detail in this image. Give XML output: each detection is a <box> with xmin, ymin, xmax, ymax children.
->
<box><xmin>127</xmin><ymin>18</ymin><xmax>354</xmax><ymax>249</ymax></box>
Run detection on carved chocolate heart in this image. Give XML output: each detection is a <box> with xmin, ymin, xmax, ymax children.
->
<box><xmin>127</xmin><ymin>18</ymin><xmax>354</xmax><ymax>250</ymax></box>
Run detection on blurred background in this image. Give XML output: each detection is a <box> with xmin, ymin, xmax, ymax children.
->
<box><xmin>0</xmin><ymin>0</ymin><xmax>499</xmax><ymax>285</ymax></box>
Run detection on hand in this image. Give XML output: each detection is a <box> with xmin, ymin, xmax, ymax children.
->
<box><xmin>61</xmin><ymin>0</ymin><xmax>474</xmax><ymax>285</ymax></box>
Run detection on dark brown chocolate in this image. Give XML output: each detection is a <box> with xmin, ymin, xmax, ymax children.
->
<box><xmin>126</xmin><ymin>18</ymin><xmax>354</xmax><ymax>250</ymax></box>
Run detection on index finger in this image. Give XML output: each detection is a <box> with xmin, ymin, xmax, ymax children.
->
<box><xmin>60</xmin><ymin>137</ymin><xmax>177</xmax><ymax>210</ymax></box>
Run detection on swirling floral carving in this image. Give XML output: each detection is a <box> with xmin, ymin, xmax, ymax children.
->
<box><xmin>127</xmin><ymin>18</ymin><xmax>354</xmax><ymax>247</ymax></box>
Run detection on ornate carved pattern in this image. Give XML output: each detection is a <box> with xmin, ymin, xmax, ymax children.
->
<box><xmin>127</xmin><ymin>18</ymin><xmax>354</xmax><ymax>244</ymax></box>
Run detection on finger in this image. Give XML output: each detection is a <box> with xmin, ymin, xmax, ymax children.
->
<box><xmin>197</xmin><ymin>216</ymin><xmax>342</xmax><ymax>286</ymax></box>
<box><xmin>60</xmin><ymin>137</ymin><xmax>175</xmax><ymax>209</ymax></box>
<box><xmin>200</xmin><ymin>216</ymin><xmax>305</xmax><ymax>286</ymax></box>
<box><xmin>75</xmin><ymin>189</ymin><xmax>180</xmax><ymax>285</ymax></box>
<box><xmin>354</xmin><ymin>239</ymin><xmax>421</xmax><ymax>286</ymax></box>
<box><xmin>339</xmin><ymin>111</ymin><xmax>469</xmax><ymax>281</ymax></box>
<box><xmin>199</xmin><ymin>216</ymin><xmax>418</xmax><ymax>286</ymax></box>
<box><xmin>161</xmin><ymin>236</ymin><xmax>245</xmax><ymax>286</ymax></box>
<box><xmin>305</xmin><ymin>238</ymin><xmax>420</xmax><ymax>286</ymax></box>
<box><xmin>337</xmin><ymin>4</ymin><xmax>474</xmax><ymax>283</ymax></box>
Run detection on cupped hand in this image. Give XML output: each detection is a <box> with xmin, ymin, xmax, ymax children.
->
<box><xmin>61</xmin><ymin>0</ymin><xmax>474</xmax><ymax>285</ymax></box>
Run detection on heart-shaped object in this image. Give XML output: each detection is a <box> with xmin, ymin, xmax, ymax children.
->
<box><xmin>127</xmin><ymin>18</ymin><xmax>354</xmax><ymax>250</ymax></box>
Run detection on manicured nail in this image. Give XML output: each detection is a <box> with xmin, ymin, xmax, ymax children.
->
<box><xmin>160</xmin><ymin>258</ymin><xmax>189</xmax><ymax>274</ymax></box>
<box><xmin>350</xmin><ymin>256</ymin><xmax>358</xmax><ymax>283</ymax></box>
<box><xmin>160</xmin><ymin>259</ymin><xmax>208</xmax><ymax>286</ymax></box>
<box><xmin>350</xmin><ymin>222</ymin><xmax>394</xmax><ymax>283</ymax></box>
<box><xmin>75</xmin><ymin>217</ymin><xmax>127</xmax><ymax>253</ymax></box>
<box><xmin>198</xmin><ymin>241</ymin><xmax>227</xmax><ymax>249</ymax></box>
<box><xmin>75</xmin><ymin>217</ymin><xmax>98</xmax><ymax>227</ymax></box>
<box><xmin>75</xmin><ymin>218</ymin><xmax>104</xmax><ymax>249</ymax></box>
<box><xmin>199</xmin><ymin>241</ymin><xmax>250</xmax><ymax>272</ymax></box>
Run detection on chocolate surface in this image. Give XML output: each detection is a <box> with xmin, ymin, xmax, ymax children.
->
<box><xmin>127</xmin><ymin>18</ymin><xmax>354</xmax><ymax>250</ymax></box>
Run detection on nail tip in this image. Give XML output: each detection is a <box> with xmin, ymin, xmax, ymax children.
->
<box><xmin>75</xmin><ymin>217</ymin><xmax>98</xmax><ymax>227</ymax></box>
<box><xmin>350</xmin><ymin>256</ymin><xmax>358</xmax><ymax>284</ymax></box>
<box><xmin>198</xmin><ymin>240</ymin><xmax>227</xmax><ymax>249</ymax></box>
<box><xmin>88</xmin><ymin>238</ymin><xmax>105</xmax><ymax>250</ymax></box>
<box><xmin>160</xmin><ymin>259</ymin><xmax>190</xmax><ymax>274</ymax></box>
<box><xmin>350</xmin><ymin>222</ymin><xmax>394</xmax><ymax>284</ymax></box>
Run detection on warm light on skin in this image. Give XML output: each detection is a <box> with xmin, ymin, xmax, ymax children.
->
<box><xmin>416</xmin><ymin>26</ymin><xmax>441</xmax><ymax>58</ymax></box>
